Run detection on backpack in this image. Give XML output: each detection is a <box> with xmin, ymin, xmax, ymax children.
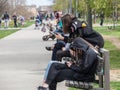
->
<box><xmin>70</xmin><ymin>18</ymin><xmax>104</xmax><ymax>48</ymax></box>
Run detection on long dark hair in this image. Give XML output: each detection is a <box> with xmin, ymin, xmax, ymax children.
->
<box><xmin>61</xmin><ymin>14</ymin><xmax>72</xmax><ymax>34</ymax></box>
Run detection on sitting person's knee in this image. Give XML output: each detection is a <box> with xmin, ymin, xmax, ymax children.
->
<box><xmin>54</xmin><ymin>41</ymin><xmax>65</xmax><ymax>49</ymax></box>
<box><xmin>56</xmin><ymin>50</ymin><xmax>71</xmax><ymax>61</ymax></box>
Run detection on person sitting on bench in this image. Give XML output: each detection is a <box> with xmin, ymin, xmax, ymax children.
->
<box><xmin>46</xmin><ymin>14</ymin><xmax>104</xmax><ymax>61</ymax></box>
<box><xmin>38</xmin><ymin>37</ymin><xmax>98</xmax><ymax>90</ymax></box>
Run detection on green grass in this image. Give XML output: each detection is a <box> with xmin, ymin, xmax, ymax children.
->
<box><xmin>1</xmin><ymin>20</ymin><xmax>34</xmax><ymax>28</ymax></box>
<box><xmin>69</xmin><ymin>82</ymin><xmax>120</xmax><ymax>90</ymax></box>
<box><xmin>104</xmin><ymin>40</ymin><xmax>117</xmax><ymax>50</ymax></box>
<box><xmin>0</xmin><ymin>30</ymin><xmax>18</xmax><ymax>39</ymax></box>
<box><xmin>104</xmin><ymin>40</ymin><xmax>120</xmax><ymax>69</ymax></box>
<box><xmin>109</xmin><ymin>49</ymin><xmax>120</xmax><ymax>69</ymax></box>
<box><xmin>110</xmin><ymin>82</ymin><xmax>120</xmax><ymax>90</ymax></box>
<box><xmin>94</xmin><ymin>26</ymin><xmax>120</xmax><ymax>38</ymax></box>
<box><xmin>0</xmin><ymin>20</ymin><xmax>34</xmax><ymax>39</ymax></box>
<box><xmin>20</xmin><ymin>20</ymin><xmax>34</xmax><ymax>28</ymax></box>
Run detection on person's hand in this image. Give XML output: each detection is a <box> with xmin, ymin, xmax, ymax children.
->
<box><xmin>62</xmin><ymin>47</ymin><xmax>66</xmax><ymax>51</ymax></box>
<box><xmin>55</xmin><ymin>33</ymin><xmax>64</xmax><ymax>40</ymax></box>
<box><xmin>69</xmin><ymin>49</ymin><xmax>75</xmax><ymax>56</ymax></box>
<box><xmin>66</xmin><ymin>61</ymin><xmax>72</xmax><ymax>67</ymax></box>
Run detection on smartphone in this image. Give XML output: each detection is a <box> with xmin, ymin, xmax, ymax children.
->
<box><xmin>55</xmin><ymin>33</ymin><xmax>58</xmax><ymax>35</ymax></box>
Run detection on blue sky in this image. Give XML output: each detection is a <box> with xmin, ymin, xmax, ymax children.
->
<box><xmin>26</xmin><ymin>0</ymin><xmax>53</xmax><ymax>7</ymax></box>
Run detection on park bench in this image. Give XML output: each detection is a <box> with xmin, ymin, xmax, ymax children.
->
<box><xmin>65</xmin><ymin>48</ymin><xmax>110</xmax><ymax>90</ymax></box>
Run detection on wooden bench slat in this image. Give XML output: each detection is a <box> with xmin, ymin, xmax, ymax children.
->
<box><xmin>74</xmin><ymin>81</ymin><xmax>79</xmax><ymax>88</ymax></box>
<box><xmin>65</xmin><ymin>80</ymin><xmax>93</xmax><ymax>89</ymax></box>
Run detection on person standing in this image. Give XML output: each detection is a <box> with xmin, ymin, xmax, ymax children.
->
<box><xmin>20</xmin><ymin>16</ymin><xmax>25</xmax><ymax>26</ymax></box>
<box><xmin>100</xmin><ymin>12</ymin><xmax>104</xmax><ymax>26</ymax></box>
<box><xmin>0</xmin><ymin>17</ymin><xmax>2</xmax><ymax>28</ymax></box>
<box><xmin>3</xmin><ymin>11</ymin><xmax>10</xmax><ymax>29</ymax></box>
<box><xmin>12</xmin><ymin>13</ymin><xmax>17</xmax><ymax>27</ymax></box>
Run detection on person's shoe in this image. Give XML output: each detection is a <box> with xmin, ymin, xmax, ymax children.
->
<box><xmin>38</xmin><ymin>86</ymin><xmax>49</xmax><ymax>90</ymax></box>
<box><xmin>45</xmin><ymin>46</ymin><xmax>52</xmax><ymax>51</ymax></box>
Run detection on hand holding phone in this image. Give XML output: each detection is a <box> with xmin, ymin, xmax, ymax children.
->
<box><xmin>55</xmin><ymin>33</ymin><xmax>58</xmax><ymax>35</ymax></box>
<box><xmin>55</xmin><ymin>33</ymin><xmax>64</xmax><ymax>40</ymax></box>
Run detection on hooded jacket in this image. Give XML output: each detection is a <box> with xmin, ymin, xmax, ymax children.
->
<box><xmin>70</xmin><ymin>37</ymin><xmax>98</xmax><ymax>82</ymax></box>
<box><xmin>69</xmin><ymin>17</ymin><xmax>104</xmax><ymax>48</ymax></box>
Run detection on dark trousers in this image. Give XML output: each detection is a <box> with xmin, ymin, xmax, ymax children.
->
<box><xmin>100</xmin><ymin>19</ymin><xmax>104</xmax><ymax>26</ymax></box>
<box><xmin>51</xmin><ymin>41</ymin><xmax>66</xmax><ymax>60</ymax></box>
<box><xmin>45</xmin><ymin>62</ymin><xmax>76</xmax><ymax>90</ymax></box>
<box><xmin>14</xmin><ymin>20</ymin><xmax>17</xmax><ymax>27</ymax></box>
<box><xmin>56</xmin><ymin>50</ymin><xmax>71</xmax><ymax>61</ymax></box>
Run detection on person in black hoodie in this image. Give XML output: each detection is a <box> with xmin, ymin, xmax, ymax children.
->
<box><xmin>38</xmin><ymin>37</ymin><xmax>98</xmax><ymax>90</ymax></box>
<box><xmin>12</xmin><ymin>13</ymin><xmax>17</xmax><ymax>27</ymax></box>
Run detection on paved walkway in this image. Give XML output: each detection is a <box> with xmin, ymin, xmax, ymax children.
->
<box><xmin>0</xmin><ymin>24</ymin><xmax>68</xmax><ymax>90</ymax></box>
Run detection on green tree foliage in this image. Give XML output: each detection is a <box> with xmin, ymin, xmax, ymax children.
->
<box><xmin>52</xmin><ymin>0</ymin><xmax>69</xmax><ymax>12</ymax></box>
<box><xmin>52</xmin><ymin>0</ymin><xmax>120</xmax><ymax>27</ymax></box>
<box><xmin>0</xmin><ymin>0</ymin><xmax>8</xmax><ymax>16</ymax></box>
<box><xmin>53</xmin><ymin>0</ymin><xmax>114</xmax><ymax>16</ymax></box>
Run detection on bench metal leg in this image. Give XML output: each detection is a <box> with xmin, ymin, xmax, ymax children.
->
<box><xmin>99</xmin><ymin>75</ymin><xmax>103</xmax><ymax>88</ymax></box>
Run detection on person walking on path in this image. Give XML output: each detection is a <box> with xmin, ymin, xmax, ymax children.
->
<box><xmin>100</xmin><ymin>12</ymin><xmax>104</xmax><ymax>26</ymax></box>
<box><xmin>3</xmin><ymin>11</ymin><xmax>10</xmax><ymax>29</ymax></box>
<box><xmin>0</xmin><ymin>17</ymin><xmax>2</xmax><ymax>28</ymax></box>
<box><xmin>12</xmin><ymin>13</ymin><xmax>18</xmax><ymax>27</ymax></box>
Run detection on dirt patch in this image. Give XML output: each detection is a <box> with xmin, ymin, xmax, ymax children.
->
<box><xmin>110</xmin><ymin>70</ymin><xmax>120</xmax><ymax>81</ymax></box>
<box><xmin>103</xmin><ymin>35</ymin><xmax>120</xmax><ymax>49</ymax></box>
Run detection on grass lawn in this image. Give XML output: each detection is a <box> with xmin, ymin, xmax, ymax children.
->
<box><xmin>94</xmin><ymin>26</ymin><xmax>120</xmax><ymax>39</ymax></box>
<box><xmin>0</xmin><ymin>20</ymin><xmax>34</xmax><ymax>39</ymax></box>
<box><xmin>104</xmin><ymin>40</ymin><xmax>120</xmax><ymax>69</ymax></box>
<box><xmin>0</xmin><ymin>30</ymin><xmax>18</xmax><ymax>39</ymax></box>
<box><xmin>1</xmin><ymin>20</ymin><xmax>34</xmax><ymax>28</ymax></box>
<box><xmin>110</xmin><ymin>82</ymin><xmax>120</xmax><ymax>90</ymax></box>
<box><xmin>18</xmin><ymin>20</ymin><xmax>34</xmax><ymax>28</ymax></box>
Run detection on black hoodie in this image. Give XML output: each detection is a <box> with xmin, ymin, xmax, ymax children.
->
<box><xmin>69</xmin><ymin>37</ymin><xmax>98</xmax><ymax>82</ymax></box>
<box><xmin>69</xmin><ymin>17</ymin><xmax>104</xmax><ymax>48</ymax></box>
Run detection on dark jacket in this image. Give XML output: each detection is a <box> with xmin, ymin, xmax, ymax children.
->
<box><xmin>70</xmin><ymin>37</ymin><xmax>98</xmax><ymax>82</ymax></box>
<box><xmin>69</xmin><ymin>18</ymin><xmax>104</xmax><ymax>48</ymax></box>
<box><xmin>4</xmin><ymin>13</ymin><xmax>9</xmax><ymax>19</ymax></box>
<box><xmin>12</xmin><ymin>15</ymin><xmax>17</xmax><ymax>21</ymax></box>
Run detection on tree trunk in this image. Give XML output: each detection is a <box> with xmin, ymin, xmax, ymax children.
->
<box><xmin>86</xmin><ymin>2</ymin><xmax>92</xmax><ymax>28</ymax></box>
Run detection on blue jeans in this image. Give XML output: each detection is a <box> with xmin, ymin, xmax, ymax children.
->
<box><xmin>44</xmin><ymin>61</ymin><xmax>62</xmax><ymax>80</ymax></box>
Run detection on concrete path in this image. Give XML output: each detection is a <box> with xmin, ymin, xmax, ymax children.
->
<box><xmin>0</xmin><ymin>24</ymin><xmax>68</xmax><ymax>90</ymax></box>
